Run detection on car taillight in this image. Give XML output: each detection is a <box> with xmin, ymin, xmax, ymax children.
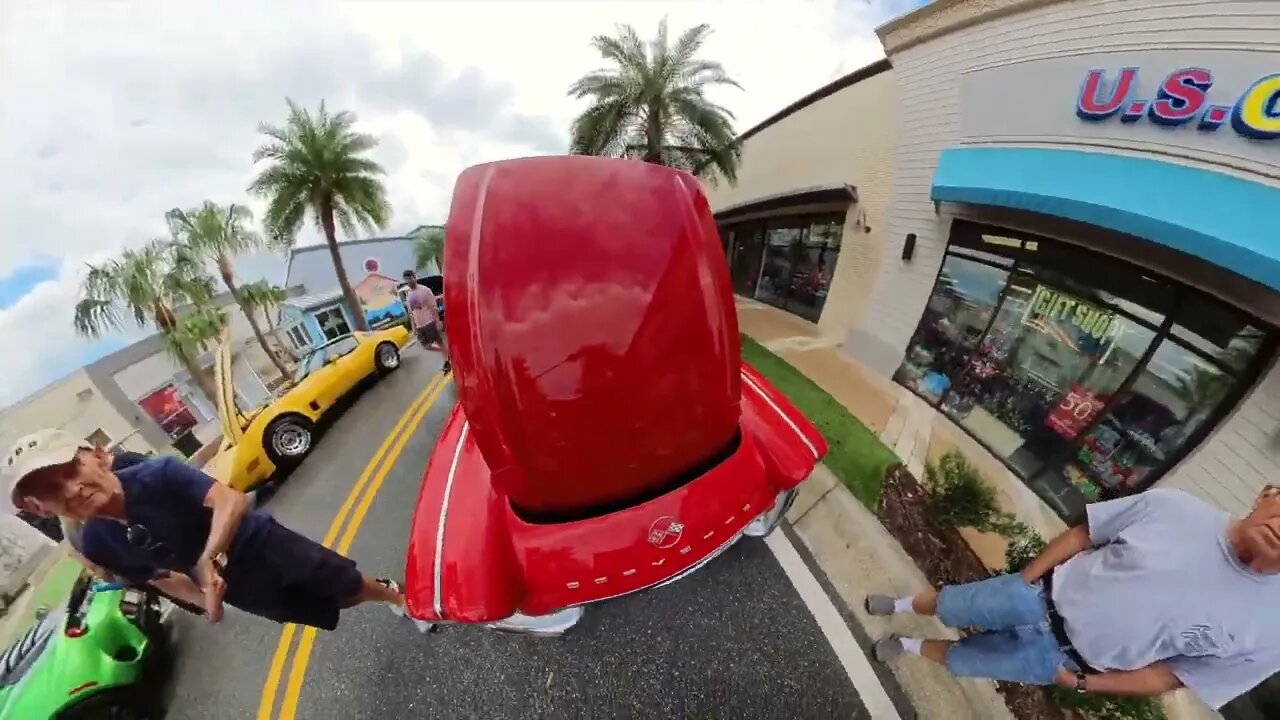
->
<box><xmin>65</xmin><ymin>625</ymin><xmax>86</xmax><ymax>638</ymax></box>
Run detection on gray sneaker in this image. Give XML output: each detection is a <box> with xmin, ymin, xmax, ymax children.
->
<box><xmin>874</xmin><ymin>634</ymin><xmax>905</xmax><ymax>663</ymax></box>
<box><xmin>865</xmin><ymin>594</ymin><xmax>897</xmax><ymax>616</ymax></box>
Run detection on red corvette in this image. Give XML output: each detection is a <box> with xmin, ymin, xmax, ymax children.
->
<box><xmin>403</xmin><ymin>156</ymin><xmax>828</xmax><ymax>635</ymax></box>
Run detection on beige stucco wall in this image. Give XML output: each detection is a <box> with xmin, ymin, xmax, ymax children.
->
<box><xmin>0</xmin><ymin>370</ymin><xmax>156</xmax><ymax>454</ymax></box>
<box><xmin>703</xmin><ymin>67</ymin><xmax>899</xmax><ymax>340</ymax></box>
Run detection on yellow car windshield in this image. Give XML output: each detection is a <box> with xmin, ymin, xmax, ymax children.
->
<box><xmin>293</xmin><ymin>334</ymin><xmax>361</xmax><ymax>383</ymax></box>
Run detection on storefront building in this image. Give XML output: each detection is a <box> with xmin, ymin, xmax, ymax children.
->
<box><xmin>709</xmin><ymin>1</ymin><xmax>1280</xmax><ymax>717</ymax></box>
<box><xmin>703</xmin><ymin>59</ymin><xmax>898</xmax><ymax>339</ymax></box>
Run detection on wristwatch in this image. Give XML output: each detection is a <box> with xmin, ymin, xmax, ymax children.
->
<box><xmin>1074</xmin><ymin>672</ymin><xmax>1088</xmax><ymax>693</ymax></box>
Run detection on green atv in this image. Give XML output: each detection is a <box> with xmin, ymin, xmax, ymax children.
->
<box><xmin>0</xmin><ymin>572</ymin><xmax>168</xmax><ymax>719</ymax></box>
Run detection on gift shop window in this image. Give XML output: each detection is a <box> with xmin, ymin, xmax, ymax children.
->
<box><xmin>894</xmin><ymin>221</ymin><xmax>1276</xmax><ymax>523</ymax></box>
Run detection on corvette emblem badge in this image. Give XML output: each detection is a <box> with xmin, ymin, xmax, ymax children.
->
<box><xmin>647</xmin><ymin>516</ymin><xmax>684</xmax><ymax>549</ymax></box>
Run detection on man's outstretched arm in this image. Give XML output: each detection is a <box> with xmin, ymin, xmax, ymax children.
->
<box><xmin>1020</xmin><ymin>524</ymin><xmax>1092</xmax><ymax>584</ymax></box>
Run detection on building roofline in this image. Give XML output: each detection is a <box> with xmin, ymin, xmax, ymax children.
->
<box><xmin>733</xmin><ymin>58</ymin><xmax>893</xmax><ymax>146</ymax></box>
<box><xmin>287</xmin><ymin>234</ymin><xmax>415</xmax><ymax>259</ymax></box>
<box><xmin>691</xmin><ymin>57</ymin><xmax>892</xmax><ymax>177</ymax></box>
<box><xmin>876</xmin><ymin>0</ymin><xmax>1061</xmax><ymax>55</ymax></box>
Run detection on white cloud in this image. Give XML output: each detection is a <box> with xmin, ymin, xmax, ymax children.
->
<box><xmin>0</xmin><ymin>0</ymin><xmax>914</xmax><ymax>406</ymax></box>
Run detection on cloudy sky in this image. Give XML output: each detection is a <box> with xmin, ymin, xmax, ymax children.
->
<box><xmin>0</xmin><ymin>0</ymin><xmax>924</xmax><ymax>407</ymax></box>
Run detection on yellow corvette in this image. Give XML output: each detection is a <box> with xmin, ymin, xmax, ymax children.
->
<box><xmin>207</xmin><ymin>325</ymin><xmax>411</xmax><ymax>491</ymax></box>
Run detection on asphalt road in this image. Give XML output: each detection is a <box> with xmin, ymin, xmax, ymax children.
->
<box><xmin>158</xmin><ymin>344</ymin><xmax>869</xmax><ymax>720</ymax></box>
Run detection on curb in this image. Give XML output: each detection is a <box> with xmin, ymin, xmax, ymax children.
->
<box><xmin>781</xmin><ymin>520</ymin><xmax>918</xmax><ymax>720</ymax></box>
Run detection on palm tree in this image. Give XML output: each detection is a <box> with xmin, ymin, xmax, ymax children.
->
<box><xmin>166</xmin><ymin>305</ymin><xmax>228</xmax><ymax>368</ymax></box>
<box><xmin>248</xmin><ymin>99</ymin><xmax>391</xmax><ymax>332</ymax></box>
<box><xmin>411</xmin><ymin>225</ymin><xmax>445</xmax><ymax>273</ymax></box>
<box><xmin>239</xmin><ymin>280</ymin><xmax>297</xmax><ymax>364</ymax></box>
<box><xmin>166</xmin><ymin>201</ymin><xmax>292</xmax><ymax>380</ymax></box>
<box><xmin>74</xmin><ymin>240</ymin><xmax>221</xmax><ymax>403</ymax></box>
<box><xmin>568</xmin><ymin>20</ymin><xmax>742</xmax><ymax>183</ymax></box>
<box><xmin>238</xmin><ymin>280</ymin><xmax>289</xmax><ymax>332</ymax></box>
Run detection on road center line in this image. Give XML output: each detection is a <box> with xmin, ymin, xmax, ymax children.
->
<box><xmin>276</xmin><ymin>374</ymin><xmax>453</xmax><ymax>720</ymax></box>
<box><xmin>765</xmin><ymin>530</ymin><xmax>903</xmax><ymax>720</ymax></box>
<box><xmin>255</xmin><ymin>372</ymin><xmax>445</xmax><ymax>720</ymax></box>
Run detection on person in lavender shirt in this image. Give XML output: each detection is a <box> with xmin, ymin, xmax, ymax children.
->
<box><xmin>866</xmin><ymin>485</ymin><xmax>1280</xmax><ymax>710</ymax></box>
<box><xmin>403</xmin><ymin>269</ymin><xmax>449</xmax><ymax>373</ymax></box>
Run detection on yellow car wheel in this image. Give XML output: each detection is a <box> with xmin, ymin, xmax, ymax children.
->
<box><xmin>264</xmin><ymin>415</ymin><xmax>315</xmax><ymax>467</ymax></box>
<box><xmin>374</xmin><ymin>342</ymin><xmax>401</xmax><ymax>374</ymax></box>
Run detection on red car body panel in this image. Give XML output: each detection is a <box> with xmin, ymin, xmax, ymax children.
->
<box><xmin>404</xmin><ymin>156</ymin><xmax>827</xmax><ymax>622</ymax></box>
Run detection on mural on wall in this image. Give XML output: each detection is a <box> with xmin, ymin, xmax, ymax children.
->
<box><xmin>353</xmin><ymin>272</ymin><xmax>407</xmax><ymax>327</ymax></box>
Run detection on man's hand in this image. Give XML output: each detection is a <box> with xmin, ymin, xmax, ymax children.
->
<box><xmin>195</xmin><ymin>555</ymin><xmax>227</xmax><ymax>623</ymax></box>
<box><xmin>1052</xmin><ymin>664</ymin><xmax>1182</xmax><ymax>697</ymax></box>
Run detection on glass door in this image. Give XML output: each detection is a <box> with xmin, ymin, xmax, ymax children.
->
<box><xmin>756</xmin><ymin>225</ymin><xmax>802</xmax><ymax>308</ymax></box>
<box><xmin>730</xmin><ymin>224</ymin><xmax>765</xmax><ymax>297</ymax></box>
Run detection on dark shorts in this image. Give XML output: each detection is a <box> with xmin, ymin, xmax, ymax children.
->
<box><xmin>223</xmin><ymin>520</ymin><xmax>363</xmax><ymax>631</ymax></box>
<box><xmin>415</xmin><ymin>323</ymin><xmax>441</xmax><ymax>347</ymax></box>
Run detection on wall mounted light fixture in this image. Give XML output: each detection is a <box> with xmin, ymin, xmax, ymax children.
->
<box><xmin>902</xmin><ymin>233</ymin><xmax>917</xmax><ymax>261</ymax></box>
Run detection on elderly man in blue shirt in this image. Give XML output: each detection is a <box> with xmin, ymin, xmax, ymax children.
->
<box><xmin>5</xmin><ymin>429</ymin><xmax>432</xmax><ymax>633</ymax></box>
<box><xmin>867</xmin><ymin>485</ymin><xmax>1280</xmax><ymax>710</ymax></box>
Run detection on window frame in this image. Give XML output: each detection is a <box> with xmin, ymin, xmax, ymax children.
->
<box><xmin>721</xmin><ymin>211</ymin><xmax>847</xmax><ymax>322</ymax></box>
<box><xmin>896</xmin><ymin>220</ymin><xmax>1278</xmax><ymax>516</ymax></box>
<box><xmin>313</xmin><ymin>305</ymin><xmax>352</xmax><ymax>341</ymax></box>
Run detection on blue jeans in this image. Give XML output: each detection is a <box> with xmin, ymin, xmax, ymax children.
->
<box><xmin>936</xmin><ymin>574</ymin><xmax>1078</xmax><ymax>685</ymax></box>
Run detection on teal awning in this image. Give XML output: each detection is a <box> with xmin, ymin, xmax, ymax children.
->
<box><xmin>931</xmin><ymin>147</ymin><xmax>1280</xmax><ymax>292</ymax></box>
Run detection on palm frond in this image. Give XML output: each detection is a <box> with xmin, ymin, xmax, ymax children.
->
<box><xmin>411</xmin><ymin>226</ymin><xmax>446</xmax><ymax>271</ymax></box>
<box><xmin>167</xmin><ymin>201</ymin><xmax>262</xmax><ymax>273</ymax></box>
<box><xmin>590</xmin><ymin>24</ymin><xmax>646</xmax><ymax>69</ymax></box>
<box><xmin>72</xmin><ymin>298</ymin><xmax>120</xmax><ymax>338</ymax></box>
<box><xmin>164</xmin><ymin>305</ymin><xmax>228</xmax><ymax>362</ymax></box>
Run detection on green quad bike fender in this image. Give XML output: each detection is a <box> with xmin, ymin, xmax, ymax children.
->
<box><xmin>0</xmin><ymin>574</ymin><xmax>162</xmax><ymax>720</ymax></box>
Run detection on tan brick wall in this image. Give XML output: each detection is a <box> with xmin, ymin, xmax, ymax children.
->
<box><xmin>702</xmin><ymin>68</ymin><xmax>899</xmax><ymax>340</ymax></box>
<box><xmin>1162</xmin><ymin>354</ymin><xmax>1280</xmax><ymax>516</ymax></box>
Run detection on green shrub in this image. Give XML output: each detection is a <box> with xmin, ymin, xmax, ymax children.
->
<box><xmin>1046</xmin><ymin>686</ymin><xmax>1166</xmax><ymax>720</ymax></box>
<box><xmin>1002</xmin><ymin>520</ymin><xmax>1048</xmax><ymax>572</ymax></box>
<box><xmin>924</xmin><ymin>451</ymin><xmax>1006</xmax><ymax>532</ymax></box>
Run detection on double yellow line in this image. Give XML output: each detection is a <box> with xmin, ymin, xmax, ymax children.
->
<box><xmin>256</xmin><ymin>371</ymin><xmax>452</xmax><ymax>720</ymax></box>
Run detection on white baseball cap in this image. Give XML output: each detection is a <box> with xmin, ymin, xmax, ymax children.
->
<box><xmin>4</xmin><ymin>429</ymin><xmax>91</xmax><ymax>512</ymax></box>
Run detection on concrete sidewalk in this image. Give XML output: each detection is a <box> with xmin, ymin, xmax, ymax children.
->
<box><xmin>738</xmin><ymin>298</ymin><xmax>1012</xmax><ymax>719</ymax></box>
<box><xmin>787</xmin><ymin>465</ymin><xmax>1014</xmax><ymax>720</ymax></box>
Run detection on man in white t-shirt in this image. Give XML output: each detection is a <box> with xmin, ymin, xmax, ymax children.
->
<box><xmin>866</xmin><ymin>485</ymin><xmax>1280</xmax><ymax>710</ymax></box>
<box><xmin>403</xmin><ymin>270</ymin><xmax>449</xmax><ymax>373</ymax></box>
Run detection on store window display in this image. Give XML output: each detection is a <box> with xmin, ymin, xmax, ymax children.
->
<box><xmin>721</xmin><ymin>214</ymin><xmax>844</xmax><ymax>322</ymax></box>
<box><xmin>894</xmin><ymin>253</ymin><xmax>1009</xmax><ymax>402</ymax></box>
<box><xmin>896</xmin><ymin>221</ymin><xmax>1275</xmax><ymax>521</ymax></box>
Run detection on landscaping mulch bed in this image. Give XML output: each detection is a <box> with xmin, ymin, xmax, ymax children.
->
<box><xmin>875</xmin><ymin>465</ymin><xmax>1067</xmax><ymax>720</ymax></box>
